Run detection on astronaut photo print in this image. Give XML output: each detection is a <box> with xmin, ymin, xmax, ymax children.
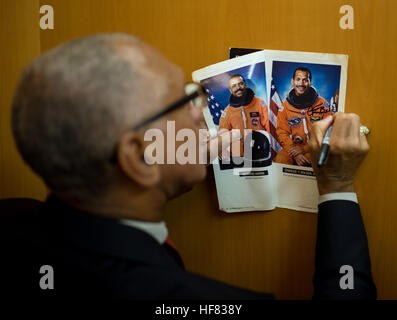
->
<box><xmin>197</xmin><ymin>60</ymin><xmax>272</xmax><ymax>170</ymax></box>
<box><xmin>192</xmin><ymin>51</ymin><xmax>279</xmax><ymax>213</ymax></box>
<box><xmin>192</xmin><ymin>50</ymin><xmax>348</xmax><ymax>213</ymax></box>
<box><xmin>271</xmin><ymin>61</ymin><xmax>342</xmax><ymax>168</ymax></box>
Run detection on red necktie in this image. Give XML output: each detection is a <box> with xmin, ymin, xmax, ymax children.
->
<box><xmin>163</xmin><ymin>235</ymin><xmax>185</xmax><ymax>269</ymax></box>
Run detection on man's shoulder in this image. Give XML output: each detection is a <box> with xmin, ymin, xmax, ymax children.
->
<box><xmin>314</xmin><ymin>96</ymin><xmax>333</xmax><ymax>113</ymax></box>
<box><xmin>224</xmin><ymin>105</ymin><xmax>239</xmax><ymax>112</ymax></box>
<box><xmin>221</xmin><ymin>106</ymin><xmax>239</xmax><ymax>120</ymax></box>
<box><xmin>19</xmin><ymin>252</ymin><xmax>273</xmax><ymax>299</ymax></box>
<box><xmin>276</xmin><ymin>100</ymin><xmax>292</xmax><ymax>114</ymax></box>
<box><xmin>220</xmin><ymin>107</ymin><xmax>230</xmax><ymax>120</ymax></box>
<box><xmin>281</xmin><ymin>99</ymin><xmax>292</xmax><ymax>109</ymax></box>
<box><xmin>1</xmin><ymin>196</ymin><xmax>274</xmax><ymax>299</ymax></box>
<box><xmin>252</xmin><ymin>96</ymin><xmax>267</xmax><ymax>108</ymax></box>
<box><xmin>316</xmin><ymin>95</ymin><xmax>328</xmax><ymax>105</ymax></box>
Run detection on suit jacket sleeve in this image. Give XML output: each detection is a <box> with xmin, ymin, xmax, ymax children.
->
<box><xmin>313</xmin><ymin>200</ymin><xmax>377</xmax><ymax>300</ymax></box>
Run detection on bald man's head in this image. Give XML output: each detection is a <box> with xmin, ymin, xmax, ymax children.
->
<box><xmin>12</xmin><ymin>33</ymin><xmax>183</xmax><ymax>195</ymax></box>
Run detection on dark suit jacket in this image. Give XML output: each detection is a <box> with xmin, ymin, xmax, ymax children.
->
<box><xmin>1</xmin><ymin>195</ymin><xmax>376</xmax><ymax>299</ymax></box>
<box><xmin>313</xmin><ymin>200</ymin><xmax>377</xmax><ymax>299</ymax></box>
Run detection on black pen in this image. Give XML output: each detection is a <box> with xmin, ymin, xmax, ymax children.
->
<box><xmin>317</xmin><ymin>125</ymin><xmax>333</xmax><ymax>167</ymax></box>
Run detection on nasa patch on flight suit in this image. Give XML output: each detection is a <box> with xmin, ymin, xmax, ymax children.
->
<box><xmin>287</xmin><ymin>117</ymin><xmax>301</xmax><ymax>127</ymax></box>
<box><xmin>252</xmin><ymin>118</ymin><xmax>259</xmax><ymax>126</ymax></box>
<box><xmin>250</xmin><ymin>112</ymin><xmax>260</xmax><ymax>117</ymax></box>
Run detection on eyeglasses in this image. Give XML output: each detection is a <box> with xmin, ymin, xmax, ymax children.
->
<box><xmin>132</xmin><ymin>82</ymin><xmax>208</xmax><ymax>130</ymax></box>
<box><xmin>110</xmin><ymin>82</ymin><xmax>207</xmax><ymax>163</ymax></box>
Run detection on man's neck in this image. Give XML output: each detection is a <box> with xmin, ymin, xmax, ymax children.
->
<box><xmin>229</xmin><ymin>88</ymin><xmax>255</xmax><ymax>107</ymax></box>
<box><xmin>55</xmin><ymin>187</ymin><xmax>167</xmax><ymax>222</ymax></box>
<box><xmin>287</xmin><ymin>87</ymin><xmax>318</xmax><ymax>109</ymax></box>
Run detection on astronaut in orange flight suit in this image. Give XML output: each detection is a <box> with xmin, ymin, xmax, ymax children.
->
<box><xmin>274</xmin><ymin>67</ymin><xmax>333</xmax><ymax>166</ymax></box>
<box><xmin>218</xmin><ymin>74</ymin><xmax>270</xmax><ymax>157</ymax></box>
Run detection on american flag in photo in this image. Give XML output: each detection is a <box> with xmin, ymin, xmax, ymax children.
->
<box><xmin>205</xmin><ymin>88</ymin><xmax>225</xmax><ymax>126</ymax></box>
<box><xmin>269</xmin><ymin>80</ymin><xmax>283</xmax><ymax>158</ymax></box>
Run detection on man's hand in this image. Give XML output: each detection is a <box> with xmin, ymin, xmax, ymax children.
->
<box><xmin>219</xmin><ymin>147</ymin><xmax>231</xmax><ymax>161</ymax></box>
<box><xmin>308</xmin><ymin>113</ymin><xmax>370</xmax><ymax>195</ymax></box>
<box><xmin>199</xmin><ymin>128</ymin><xmax>241</xmax><ymax>164</ymax></box>
<box><xmin>191</xmin><ymin>106</ymin><xmax>241</xmax><ymax>164</ymax></box>
<box><xmin>289</xmin><ymin>145</ymin><xmax>305</xmax><ymax>158</ymax></box>
<box><xmin>294</xmin><ymin>154</ymin><xmax>311</xmax><ymax>166</ymax></box>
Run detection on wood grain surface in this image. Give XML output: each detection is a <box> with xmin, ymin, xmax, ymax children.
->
<box><xmin>1</xmin><ymin>0</ymin><xmax>396</xmax><ymax>299</ymax></box>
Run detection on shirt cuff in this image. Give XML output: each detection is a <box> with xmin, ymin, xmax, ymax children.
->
<box><xmin>318</xmin><ymin>192</ymin><xmax>358</xmax><ymax>205</ymax></box>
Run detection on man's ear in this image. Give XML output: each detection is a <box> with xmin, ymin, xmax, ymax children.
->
<box><xmin>291</xmin><ymin>78</ymin><xmax>294</xmax><ymax>87</ymax></box>
<box><xmin>117</xmin><ymin>131</ymin><xmax>161</xmax><ymax>188</ymax></box>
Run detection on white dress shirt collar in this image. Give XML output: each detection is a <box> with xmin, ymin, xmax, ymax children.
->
<box><xmin>119</xmin><ymin>219</ymin><xmax>168</xmax><ymax>244</ymax></box>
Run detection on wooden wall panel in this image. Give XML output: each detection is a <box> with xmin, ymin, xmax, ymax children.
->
<box><xmin>0</xmin><ymin>0</ymin><xmax>46</xmax><ymax>199</ymax></box>
<box><xmin>1</xmin><ymin>0</ymin><xmax>396</xmax><ymax>299</ymax></box>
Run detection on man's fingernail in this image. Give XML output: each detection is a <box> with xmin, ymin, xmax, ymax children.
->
<box><xmin>325</xmin><ymin>115</ymin><xmax>333</xmax><ymax>120</ymax></box>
